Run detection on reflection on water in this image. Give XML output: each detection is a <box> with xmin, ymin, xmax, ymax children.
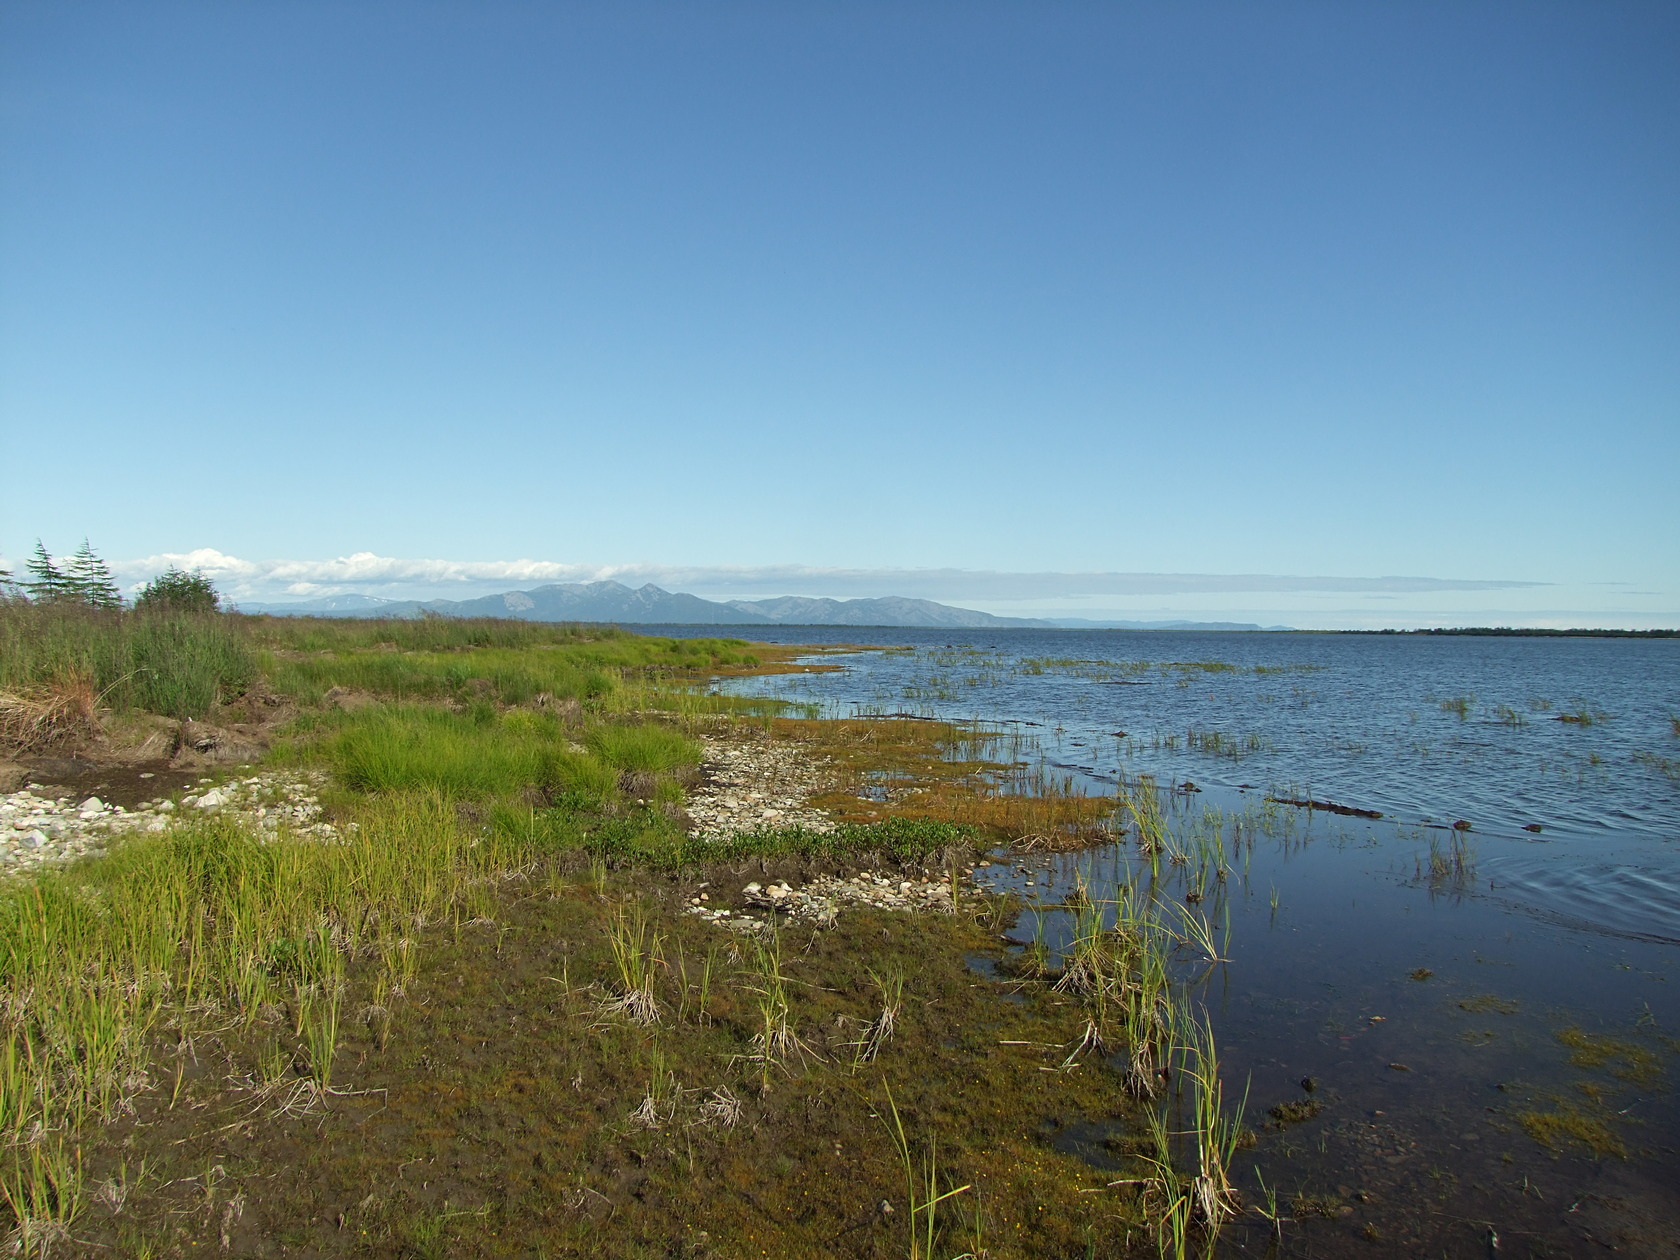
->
<box><xmin>976</xmin><ymin>790</ymin><xmax>1679</xmax><ymax>1256</ymax></box>
<box><xmin>691</xmin><ymin>627</ymin><xmax>1680</xmax><ymax>1256</ymax></box>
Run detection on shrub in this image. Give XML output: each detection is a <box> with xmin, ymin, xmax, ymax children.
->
<box><xmin>135</xmin><ymin>567</ymin><xmax>222</xmax><ymax>614</ymax></box>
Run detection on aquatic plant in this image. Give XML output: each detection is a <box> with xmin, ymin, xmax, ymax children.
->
<box><xmin>1126</xmin><ymin>776</ymin><xmax>1169</xmax><ymax>873</ymax></box>
<box><xmin>1184</xmin><ymin>729</ymin><xmax>1270</xmax><ymax>760</ymax></box>
<box><xmin>1175</xmin><ymin>1012</ymin><xmax>1247</xmax><ymax>1233</ymax></box>
<box><xmin>1557</xmin><ymin>701</ymin><xmax>1608</xmax><ymax>726</ymax></box>
<box><xmin>1517</xmin><ymin>1101</ymin><xmax>1626</xmax><ymax>1159</ymax></box>
<box><xmin>1634</xmin><ymin>750</ymin><xmax>1679</xmax><ymax>782</ymax></box>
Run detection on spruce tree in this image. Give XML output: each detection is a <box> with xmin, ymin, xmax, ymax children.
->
<box><xmin>64</xmin><ymin>538</ymin><xmax>122</xmax><ymax>608</ymax></box>
<box><xmin>23</xmin><ymin>540</ymin><xmax>66</xmax><ymax>601</ymax></box>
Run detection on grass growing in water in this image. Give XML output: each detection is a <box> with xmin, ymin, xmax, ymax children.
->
<box><xmin>1555</xmin><ymin>1027</ymin><xmax>1665</xmax><ymax>1084</ymax></box>
<box><xmin>1517</xmin><ymin>1102</ymin><xmax>1627</xmax><ymax>1159</ymax></box>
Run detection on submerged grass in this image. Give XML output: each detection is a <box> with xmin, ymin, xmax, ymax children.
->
<box><xmin>1517</xmin><ymin>1100</ymin><xmax>1627</xmax><ymax>1160</ymax></box>
<box><xmin>1555</xmin><ymin>1026</ymin><xmax>1665</xmax><ymax>1085</ymax></box>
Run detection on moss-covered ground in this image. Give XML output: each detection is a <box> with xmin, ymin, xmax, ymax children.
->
<box><xmin>2</xmin><ymin>616</ymin><xmax>1182</xmax><ymax>1258</ymax></box>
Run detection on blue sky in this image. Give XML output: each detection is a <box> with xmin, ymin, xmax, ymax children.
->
<box><xmin>2</xmin><ymin>2</ymin><xmax>1676</xmax><ymax>627</ymax></box>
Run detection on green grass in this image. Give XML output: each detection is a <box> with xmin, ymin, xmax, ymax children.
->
<box><xmin>584</xmin><ymin>722</ymin><xmax>702</xmax><ymax>774</ymax></box>
<box><xmin>0</xmin><ymin>609</ymin><xmax>915</xmax><ymax>1247</ymax></box>
<box><xmin>1</xmin><ymin>603</ymin><xmax>764</xmax><ymax>719</ymax></box>
<box><xmin>0</xmin><ymin>601</ymin><xmax>253</xmax><ymax>720</ymax></box>
<box><xmin>7</xmin><ymin>610</ymin><xmax>1256</xmax><ymax>1253</ymax></box>
<box><xmin>256</xmin><ymin>636</ymin><xmax>759</xmax><ymax>708</ymax></box>
<box><xmin>257</xmin><ymin>644</ymin><xmax>613</xmax><ymax>707</ymax></box>
<box><xmin>299</xmin><ymin>704</ymin><xmax>576</xmax><ymax>797</ymax></box>
<box><xmin>237</xmin><ymin>613</ymin><xmax>620</xmax><ymax>653</ymax></box>
<box><xmin>280</xmin><ymin>703</ymin><xmax>704</xmax><ymax>804</ymax></box>
<box><xmin>0</xmin><ymin>794</ymin><xmax>522</xmax><ymax>1217</ymax></box>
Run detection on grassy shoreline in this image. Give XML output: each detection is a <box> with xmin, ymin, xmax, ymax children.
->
<box><xmin>0</xmin><ymin>606</ymin><xmax>1247</xmax><ymax>1258</ymax></box>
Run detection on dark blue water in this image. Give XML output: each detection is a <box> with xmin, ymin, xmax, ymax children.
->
<box><xmin>652</xmin><ymin>626</ymin><xmax>1680</xmax><ymax>1255</ymax></box>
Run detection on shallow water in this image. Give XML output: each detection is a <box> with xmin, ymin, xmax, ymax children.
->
<box><xmin>683</xmin><ymin>626</ymin><xmax>1680</xmax><ymax>1255</ymax></box>
<box><xmin>698</xmin><ymin>627</ymin><xmax>1680</xmax><ymax>944</ymax></box>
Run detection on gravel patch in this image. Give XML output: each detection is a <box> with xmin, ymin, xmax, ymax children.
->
<box><xmin>683</xmin><ymin>871</ymin><xmax>964</xmax><ymax>933</ymax></box>
<box><xmin>684</xmin><ymin>735</ymin><xmax>836</xmax><ymax>840</ymax></box>
<box><xmin>0</xmin><ymin>771</ymin><xmax>342</xmax><ymax>875</ymax></box>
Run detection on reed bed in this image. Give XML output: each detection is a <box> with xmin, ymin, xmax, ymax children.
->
<box><xmin>0</xmin><ymin>602</ymin><xmax>251</xmax><ymax>721</ymax></box>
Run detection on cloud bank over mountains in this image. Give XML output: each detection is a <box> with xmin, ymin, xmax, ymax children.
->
<box><xmin>9</xmin><ymin>545</ymin><xmax>1664</xmax><ymax>627</ymax></box>
<box><xmin>99</xmin><ymin>549</ymin><xmax>1546</xmax><ymax>605</ymax></box>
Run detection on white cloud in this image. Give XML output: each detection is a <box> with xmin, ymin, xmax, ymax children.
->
<box><xmin>111</xmin><ymin>550</ymin><xmax>611</xmax><ymax>597</ymax></box>
<box><xmin>96</xmin><ymin>549</ymin><xmax>1549</xmax><ymax>603</ymax></box>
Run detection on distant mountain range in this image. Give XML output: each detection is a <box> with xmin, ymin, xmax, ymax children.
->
<box><xmin>235</xmin><ymin>582</ymin><xmax>1284</xmax><ymax>630</ymax></box>
<box><xmin>236</xmin><ymin>582</ymin><xmax>1046</xmax><ymax>627</ymax></box>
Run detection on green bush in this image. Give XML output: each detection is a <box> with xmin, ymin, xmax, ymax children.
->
<box><xmin>134</xmin><ymin>566</ymin><xmax>221</xmax><ymax>614</ymax></box>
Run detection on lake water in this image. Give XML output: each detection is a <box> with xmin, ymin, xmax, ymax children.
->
<box><xmin>666</xmin><ymin>626</ymin><xmax>1680</xmax><ymax>1255</ymax></box>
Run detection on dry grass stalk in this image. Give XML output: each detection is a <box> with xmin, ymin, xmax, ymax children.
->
<box><xmin>853</xmin><ymin>968</ymin><xmax>904</xmax><ymax>1065</ymax></box>
<box><xmin>0</xmin><ymin>675</ymin><xmax>98</xmax><ymax>753</ymax></box>
<box><xmin>696</xmin><ymin>1085</ymin><xmax>742</xmax><ymax>1129</ymax></box>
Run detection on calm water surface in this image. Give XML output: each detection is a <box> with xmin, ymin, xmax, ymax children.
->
<box><xmin>668</xmin><ymin>627</ymin><xmax>1680</xmax><ymax>1256</ymax></box>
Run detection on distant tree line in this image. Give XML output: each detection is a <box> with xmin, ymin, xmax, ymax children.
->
<box><xmin>1</xmin><ymin>539</ymin><xmax>223</xmax><ymax>613</ymax></box>
<box><xmin>1345</xmin><ymin>626</ymin><xmax>1677</xmax><ymax>639</ymax></box>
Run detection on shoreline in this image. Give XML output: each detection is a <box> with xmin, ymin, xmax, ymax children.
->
<box><xmin>1</xmin><ymin>610</ymin><xmax>1673</xmax><ymax>1257</ymax></box>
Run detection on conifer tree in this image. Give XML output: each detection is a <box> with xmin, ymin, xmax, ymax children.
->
<box><xmin>64</xmin><ymin>538</ymin><xmax>122</xmax><ymax>608</ymax></box>
<box><xmin>23</xmin><ymin>540</ymin><xmax>67</xmax><ymax>601</ymax></box>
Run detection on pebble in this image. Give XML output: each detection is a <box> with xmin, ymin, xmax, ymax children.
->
<box><xmin>685</xmin><ymin>870</ymin><xmax>961</xmax><ymax>932</ymax></box>
<box><xmin>0</xmin><ymin>771</ymin><xmax>341</xmax><ymax>876</ymax></box>
<box><xmin>683</xmin><ymin>735</ymin><xmax>837</xmax><ymax>840</ymax></box>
